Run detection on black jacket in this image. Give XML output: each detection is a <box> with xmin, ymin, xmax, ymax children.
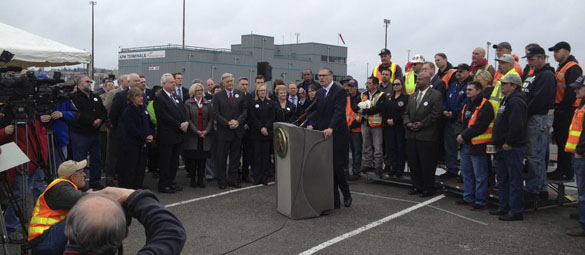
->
<box><xmin>556</xmin><ymin>55</ymin><xmax>583</xmax><ymax>110</ymax></box>
<box><xmin>274</xmin><ymin>100</ymin><xmax>297</xmax><ymax>123</ymax></box>
<box><xmin>492</xmin><ymin>90</ymin><xmax>528</xmax><ymax>148</ymax></box>
<box><xmin>153</xmin><ymin>91</ymin><xmax>187</xmax><ymax>145</ymax></box>
<box><xmin>249</xmin><ymin>99</ymin><xmax>275</xmax><ymax>140</ymax></box>
<box><xmin>122</xmin><ymin>104</ymin><xmax>154</xmax><ymax>146</ymax></box>
<box><xmin>70</xmin><ymin>91</ymin><xmax>107</xmax><ymax>135</ymax></box>
<box><xmin>522</xmin><ymin>63</ymin><xmax>556</xmax><ymax>116</ymax></box>
<box><xmin>383</xmin><ymin>93</ymin><xmax>409</xmax><ymax>128</ymax></box>
<box><xmin>64</xmin><ymin>190</ymin><xmax>186</xmax><ymax>254</ymax></box>
<box><xmin>459</xmin><ymin>95</ymin><xmax>494</xmax><ymax>155</ymax></box>
<box><xmin>431</xmin><ymin>62</ymin><xmax>455</xmax><ymax>96</ymax></box>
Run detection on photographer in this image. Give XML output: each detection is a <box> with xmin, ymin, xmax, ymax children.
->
<box><xmin>0</xmin><ymin>106</ymin><xmax>51</xmax><ymax>243</ymax></box>
<box><xmin>70</xmin><ymin>75</ymin><xmax>107</xmax><ymax>190</ymax></box>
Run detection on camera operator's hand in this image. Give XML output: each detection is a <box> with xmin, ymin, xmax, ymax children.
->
<box><xmin>40</xmin><ymin>115</ymin><xmax>52</xmax><ymax>123</ymax></box>
<box><xmin>93</xmin><ymin>119</ymin><xmax>102</xmax><ymax>128</ymax></box>
<box><xmin>96</xmin><ymin>187</ymin><xmax>135</xmax><ymax>204</ymax></box>
<box><xmin>4</xmin><ymin>125</ymin><xmax>14</xmax><ymax>135</ymax></box>
<box><xmin>50</xmin><ymin>111</ymin><xmax>63</xmax><ymax>120</ymax></box>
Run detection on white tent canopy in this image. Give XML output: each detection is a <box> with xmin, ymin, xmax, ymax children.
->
<box><xmin>0</xmin><ymin>22</ymin><xmax>90</xmax><ymax>67</ymax></box>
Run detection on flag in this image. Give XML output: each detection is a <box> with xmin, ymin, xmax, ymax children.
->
<box><xmin>338</xmin><ymin>33</ymin><xmax>346</xmax><ymax>45</ymax></box>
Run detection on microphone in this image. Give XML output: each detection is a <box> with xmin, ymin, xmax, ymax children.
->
<box><xmin>300</xmin><ymin>111</ymin><xmax>318</xmax><ymax>127</ymax></box>
<box><xmin>292</xmin><ymin>97</ymin><xmax>319</xmax><ymax>126</ymax></box>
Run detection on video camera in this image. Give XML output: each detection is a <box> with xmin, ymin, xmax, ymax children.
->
<box><xmin>0</xmin><ymin>50</ymin><xmax>75</xmax><ymax>122</ymax></box>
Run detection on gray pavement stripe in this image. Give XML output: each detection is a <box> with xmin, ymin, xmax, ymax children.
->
<box><xmin>299</xmin><ymin>195</ymin><xmax>445</xmax><ymax>255</ymax></box>
<box><xmin>164</xmin><ymin>182</ymin><xmax>275</xmax><ymax>208</ymax></box>
<box><xmin>352</xmin><ymin>191</ymin><xmax>488</xmax><ymax>226</ymax></box>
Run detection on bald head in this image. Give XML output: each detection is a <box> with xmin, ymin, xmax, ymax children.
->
<box><xmin>472</xmin><ymin>48</ymin><xmax>486</xmax><ymax>64</ymax></box>
<box><xmin>66</xmin><ymin>194</ymin><xmax>127</xmax><ymax>254</ymax></box>
<box><xmin>416</xmin><ymin>72</ymin><xmax>431</xmax><ymax>90</ymax></box>
<box><xmin>129</xmin><ymin>73</ymin><xmax>141</xmax><ymax>89</ymax></box>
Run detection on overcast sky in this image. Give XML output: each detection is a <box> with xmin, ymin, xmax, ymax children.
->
<box><xmin>3</xmin><ymin>0</ymin><xmax>585</xmax><ymax>87</ymax></box>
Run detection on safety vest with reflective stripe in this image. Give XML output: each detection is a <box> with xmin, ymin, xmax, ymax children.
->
<box><xmin>404</xmin><ymin>71</ymin><xmax>416</xmax><ymax>95</ymax></box>
<box><xmin>373</xmin><ymin>63</ymin><xmax>397</xmax><ymax>83</ymax></box>
<box><xmin>555</xmin><ymin>61</ymin><xmax>583</xmax><ymax>107</ymax></box>
<box><xmin>474</xmin><ymin>64</ymin><xmax>493</xmax><ymax>79</ymax></box>
<box><xmin>441</xmin><ymin>69</ymin><xmax>456</xmax><ymax>90</ymax></box>
<box><xmin>346</xmin><ymin>96</ymin><xmax>362</xmax><ymax>132</ymax></box>
<box><xmin>28</xmin><ymin>178</ymin><xmax>78</xmax><ymax>242</ymax></box>
<box><xmin>489</xmin><ymin>69</ymin><xmax>519</xmax><ymax>116</ymax></box>
<box><xmin>565</xmin><ymin>105</ymin><xmax>585</xmax><ymax>153</ymax></box>
<box><xmin>362</xmin><ymin>92</ymin><xmax>384</xmax><ymax>127</ymax></box>
<box><xmin>461</xmin><ymin>98</ymin><xmax>494</xmax><ymax>145</ymax></box>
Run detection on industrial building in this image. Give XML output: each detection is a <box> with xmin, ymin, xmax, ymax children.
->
<box><xmin>118</xmin><ymin>34</ymin><xmax>347</xmax><ymax>91</ymax></box>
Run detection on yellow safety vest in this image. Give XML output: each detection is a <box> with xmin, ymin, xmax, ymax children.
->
<box><xmin>373</xmin><ymin>63</ymin><xmax>397</xmax><ymax>83</ymax></box>
<box><xmin>489</xmin><ymin>68</ymin><xmax>519</xmax><ymax>116</ymax></box>
<box><xmin>565</xmin><ymin>105</ymin><xmax>585</xmax><ymax>153</ymax></box>
<box><xmin>28</xmin><ymin>178</ymin><xmax>78</xmax><ymax>241</ymax></box>
<box><xmin>404</xmin><ymin>71</ymin><xmax>416</xmax><ymax>95</ymax></box>
<box><xmin>362</xmin><ymin>92</ymin><xmax>384</xmax><ymax>127</ymax></box>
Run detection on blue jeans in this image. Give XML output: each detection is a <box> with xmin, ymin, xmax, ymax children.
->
<box><xmin>5</xmin><ymin>168</ymin><xmax>46</xmax><ymax>233</ymax></box>
<box><xmin>496</xmin><ymin>146</ymin><xmax>526</xmax><ymax>215</ymax></box>
<box><xmin>349</xmin><ymin>132</ymin><xmax>363</xmax><ymax>173</ymax></box>
<box><xmin>525</xmin><ymin>114</ymin><xmax>553</xmax><ymax>194</ymax></box>
<box><xmin>460</xmin><ymin>144</ymin><xmax>489</xmax><ymax>206</ymax></box>
<box><xmin>572</xmin><ymin>155</ymin><xmax>585</xmax><ymax>232</ymax></box>
<box><xmin>443</xmin><ymin>121</ymin><xmax>460</xmax><ymax>174</ymax></box>
<box><xmin>386</xmin><ymin>125</ymin><xmax>406</xmax><ymax>174</ymax></box>
<box><xmin>70</xmin><ymin>132</ymin><xmax>102</xmax><ymax>184</ymax></box>
<box><xmin>33</xmin><ymin>220</ymin><xmax>67</xmax><ymax>255</ymax></box>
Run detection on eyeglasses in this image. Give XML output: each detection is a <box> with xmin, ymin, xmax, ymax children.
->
<box><xmin>84</xmin><ymin>80</ymin><xmax>92</xmax><ymax>83</ymax></box>
<box><xmin>317</xmin><ymin>74</ymin><xmax>330</xmax><ymax>77</ymax></box>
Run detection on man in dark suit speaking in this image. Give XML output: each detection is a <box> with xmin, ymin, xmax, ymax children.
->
<box><xmin>153</xmin><ymin>73</ymin><xmax>189</xmax><ymax>193</ymax></box>
<box><xmin>310</xmin><ymin>67</ymin><xmax>352</xmax><ymax>208</ymax></box>
<box><xmin>213</xmin><ymin>73</ymin><xmax>248</xmax><ymax>189</ymax></box>
<box><xmin>403</xmin><ymin>72</ymin><xmax>443</xmax><ymax>197</ymax></box>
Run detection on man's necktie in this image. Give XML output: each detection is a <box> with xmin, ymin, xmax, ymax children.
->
<box><xmin>229</xmin><ymin>92</ymin><xmax>234</xmax><ymax>103</ymax></box>
<box><xmin>416</xmin><ymin>92</ymin><xmax>423</xmax><ymax>109</ymax></box>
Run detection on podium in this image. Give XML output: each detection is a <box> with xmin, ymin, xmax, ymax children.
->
<box><xmin>274</xmin><ymin>122</ymin><xmax>333</xmax><ymax>219</ymax></box>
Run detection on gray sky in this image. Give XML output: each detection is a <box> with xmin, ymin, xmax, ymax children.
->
<box><xmin>3</xmin><ymin>0</ymin><xmax>585</xmax><ymax>87</ymax></box>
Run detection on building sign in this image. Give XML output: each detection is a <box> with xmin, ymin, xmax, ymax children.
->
<box><xmin>148</xmin><ymin>66</ymin><xmax>159</xmax><ymax>71</ymax></box>
<box><xmin>119</xmin><ymin>50</ymin><xmax>166</xmax><ymax>60</ymax></box>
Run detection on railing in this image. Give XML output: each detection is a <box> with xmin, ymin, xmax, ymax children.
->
<box><xmin>120</xmin><ymin>44</ymin><xmax>250</xmax><ymax>55</ymax></box>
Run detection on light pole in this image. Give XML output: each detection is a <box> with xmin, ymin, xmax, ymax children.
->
<box><xmin>89</xmin><ymin>1</ymin><xmax>96</xmax><ymax>79</ymax></box>
<box><xmin>383</xmin><ymin>19</ymin><xmax>391</xmax><ymax>49</ymax></box>
<box><xmin>486</xmin><ymin>41</ymin><xmax>492</xmax><ymax>65</ymax></box>
<box><xmin>182</xmin><ymin>0</ymin><xmax>185</xmax><ymax>48</ymax></box>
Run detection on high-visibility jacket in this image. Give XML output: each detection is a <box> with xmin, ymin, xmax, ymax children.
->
<box><xmin>474</xmin><ymin>63</ymin><xmax>493</xmax><ymax>78</ymax></box>
<box><xmin>492</xmin><ymin>61</ymin><xmax>524</xmax><ymax>87</ymax></box>
<box><xmin>489</xmin><ymin>68</ymin><xmax>519</xmax><ymax>116</ymax></box>
<box><xmin>441</xmin><ymin>69</ymin><xmax>456</xmax><ymax>90</ymax></box>
<box><xmin>565</xmin><ymin>105</ymin><xmax>585</xmax><ymax>153</ymax></box>
<box><xmin>555</xmin><ymin>61</ymin><xmax>583</xmax><ymax>107</ymax></box>
<box><xmin>404</xmin><ymin>71</ymin><xmax>416</xmax><ymax>95</ymax></box>
<box><xmin>28</xmin><ymin>178</ymin><xmax>78</xmax><ymax>242</ymax></box>
<box><xmin>346</xmin><ymin>96</ymin><xmax>362</xmax><ymax>132</ymax></box>
<box><xmin>461</xmin><ymin>98</ymin><xmax>494</xmax><ymax>144</ymax></box>
<box><xmin>373</xmin><ymin>63</ymin><xmax>397</xmax><ymax>83</ymax></box>
<box><xmin>362</xmin><ymin>92</ymin><xmax>384</xmax><ymax>127</ymax></box>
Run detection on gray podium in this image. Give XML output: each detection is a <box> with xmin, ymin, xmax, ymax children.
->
<box><xmin>274</xmin><ymin>122</ymin><xmax>333</xmax><ymax>220</ymax></box>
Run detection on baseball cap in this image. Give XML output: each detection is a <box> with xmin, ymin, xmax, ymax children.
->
<box><xmin>411</xmin><ymin>54</ymin><xmax>425</xmax><ymax>64</ymax></box>
<box><xmin>378</xmin><ymin>48</ymin><xmax>391</xmax><ymax>56</ymax></box>
<box><xmin>457</xmin><ymin>63</ymin><xmax>471</xmax><ymax>71</ymax></box>
<box><xmin>58</xmin><ymin>160</ymin><xmax>87</xmax><ymax>178</ymax></box>
<box><xmin>548</xmin><ymin>41</ymin><xmax>571</xmax><ymax>52</ymax></box>
<box><xmin>348</xmin><ymin>79</ymin><xmax>358</xmax><ymax>87</ymax></box>
<box><xmin>569</xmin><ymin>75</ymin><xmax>585</xmax><ymax>89</ymax></box>
<box><xmin>492</xmin><ymin>42</ymin><xmax>512</xmax><ymax>51</ymax></box>
<box><xmin>499</xmin><ymin>73</ymin><xmax>522</xmax><ymax>86</ymax></box>
<box><xmin>523</xmin><ymin>46</ymin><xmax>546</xmax><ymax>58</ymax></box>
<box><xmin>340</xmin><ymin>75</ymin><xmax>354</xmax><ymax>83</ymax></box>
<box><xmin>495</xmin><ymin>54</ymin><xmax>515</xmax><ymax>64</ymax></box>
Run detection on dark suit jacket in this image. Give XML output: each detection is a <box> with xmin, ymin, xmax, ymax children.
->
<box><xmin>212</xmin><ymin>88</ymin><xmax>248</xmax><ymax>141</ymax></box>
<box><xmin>110</xmin><ymin>89</ymin><xmax>148</xmax><ymax>138</ymax></box>
<box><xmin>313</xmin><ymin>82</ymin><xmax>349</xmax><ymax>144</ymax></box>
<box><xmin>153</xmin><ymin>90</ymin><xmax>187</xmax><ymax>144</ymax></box>
<box><xmin>94</xmin><ymin>87</ymin><xmax>107</xmax><ymax>96</ymax></box>
<box><xmin>175</xmin><ymin>86</ymin><xmax>190</xmax><ymax>102</ymax></box>
<box><xmin>403</xmin><ymin>87</ymin><xmax>443</xmax><ymax>142</ymax></box>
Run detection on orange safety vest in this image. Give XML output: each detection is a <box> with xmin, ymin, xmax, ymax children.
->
<box><xmin>565</xmin><ymin>105</ymin><xmax>585</xmax><ymax>153</ymax></box>
<box><xmin>346</xmin><ymin>96</ymin><xmax>362</xmax><ymax>132</ymax></box>
<box><xmin>404</xmin><ymin>71</ymin><xmax>416</xmax><ymax>95</ymax></box>
<box><xmin>373</xmin><ymin>63</ymin><xmax>397</xmax><ymax>83</ymax></box>
<box><xmin>461</xmin><ymin>98</ymin><xmax>494</xmax><ymax>145</ymax></box>
<box><xmin>555</xmin><ymin>61</ymin><xmax>583</xmax><ymax>107</ymax></box>
<box><xmin>362</xmin><ymin>92</ymin><xmax>384</xmax><ymax>127</ymax></box>
<box><xmin>28</xmin><ymin>178</ymin><xmax>78</xmax><ymax>242</ymax></box>
<box><xmin>441</xmin><ymin>69</ymin><xmax>456</xmax><ymax>89</ymax></box>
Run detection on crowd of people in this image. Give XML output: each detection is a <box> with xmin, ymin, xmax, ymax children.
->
<box><xmin>1</xmin><ymin>40</ymin><xmax>585</xmax><ymax>253</ymax></box>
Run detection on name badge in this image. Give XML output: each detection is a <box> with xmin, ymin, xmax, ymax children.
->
<box><xmin>145</xmin><ymin>110</ymin><xmax>149</xmax><ymax>115</ymax></box>
<box><xmin>175</xmin><ymin>99</ymin><xmax>180</xmax><ymax>104</ymax></box>
<box><xmin>286</xmin><ymin>107</ymin><xmax>291</xmax><ymax>111</ymax></box>
<box><xmin>93</xmin><ymin>97</ymin><xmax>98</xmax><ymax>102</ymax></box>
<box><xmin>465</xmin><ymin>111</ymin><xmax>472</xmax><ymax>119</ymax></box>
<box><xmin>499</xmin><ymin>106</ymin><xmax>505</xmax><ymax>112</ymax></box>
<box><xmin>397</xmin><ymin>101</ymin><xmax>404</xmax><ymax>107</ymax></box>
<box><xmin>255</xmin><ymin>104</ymin><xmax>260</xmax><ymax>108</ymax></box>
<box><xmin>235</xmin><ymin>94</ymin><xmax>240</xmax><ymax>98</ymax></box>
<box><xmin>423</xmin><ymin>102</ymin><xmax>428</xmax><ymax>107</ymax></box>
<box><xmin>459</xmin><ymin>91</ymin><xmax>465</xmax><ymax>95</ymax></box>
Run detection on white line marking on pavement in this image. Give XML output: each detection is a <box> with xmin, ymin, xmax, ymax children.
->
<box><xmin>352</xmin><ymin>191</ymin><xmax>488</xmax><ymax>226</ymax></box>
<box><xmin>299</xmin><ymin>195</ymin><xmax>445</xmax><ymax>255</ymax></box>
<box><xmin>165</xmin><ymin>182</ymin><xmax>274</xmax><ymax>208</ymax></box>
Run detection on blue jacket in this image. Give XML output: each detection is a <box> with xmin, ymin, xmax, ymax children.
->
<box><xmin>51</xmin><ymin>101</ymin><xmax>75</xmax><ymax>147</ymax></box>
<box><xmin>443</xmin><ymin>77</ymin><xmax>471</xmax><ymax>122</ymax></box>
